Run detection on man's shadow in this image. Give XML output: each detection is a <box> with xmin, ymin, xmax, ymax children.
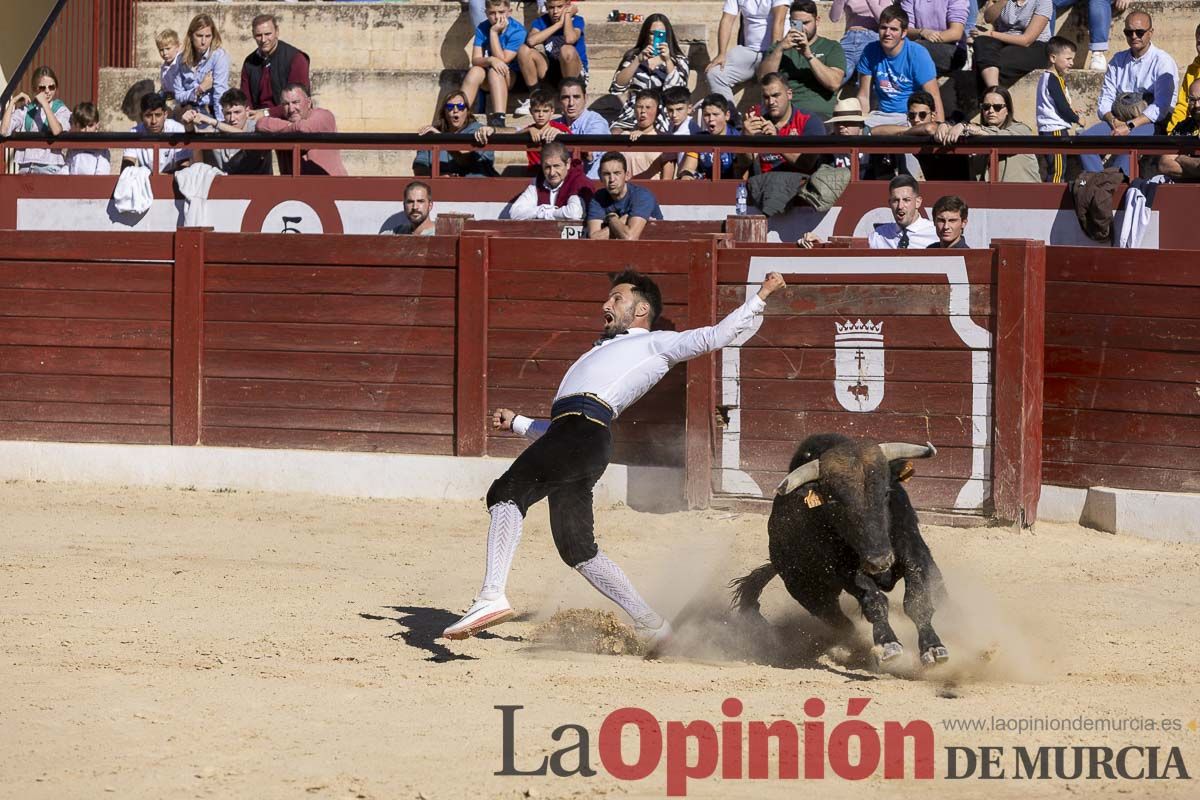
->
<box><xmin>360</xmin><ymin>605</ymin><xmax>522</xmax><ymax>662</ymax></box>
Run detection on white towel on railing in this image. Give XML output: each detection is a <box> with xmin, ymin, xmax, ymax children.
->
<box><xmin>174</xmin><ymin>162</ymin><xmax>225</xmax><ymax>226</ymax></box>
<box><xmin>1117</xmin><ymin>174</ymin><xmax>1166</xmax><ymax>249</ymax></box>
<box><xmin>112</xmin><ymin>165</ymin><xmax>153</xmax><ymax>214</ymax></box>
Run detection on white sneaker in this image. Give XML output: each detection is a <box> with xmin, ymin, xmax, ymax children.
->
<box><xmin>443</xmin><ymin>595</ymin><xmax>515</xmax><ymax>640</ymax></box>
<box><xmin>1088</xmin><ymin>52</ymin><xmax>1107</xmax><ymax>72</ymax></box>
<box><xmin>638</xmin><ymin>619</ymin><xmax>673</xmax><ymax>656</ymax></box>
<box><xmin>514</xmin><ymin>98</ymin><xmax>532</xmax><ymax>117</ymax></box>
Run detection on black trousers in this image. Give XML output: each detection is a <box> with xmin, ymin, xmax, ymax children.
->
<box><xmin>486</xmin><ymin>416</ymin><xmax>612</xmax><ymax>567</ymax></box>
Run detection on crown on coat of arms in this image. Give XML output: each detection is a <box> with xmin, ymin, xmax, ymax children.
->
<box><xmin>835</xmin><ymin>319</ymin><xmax>884</xmax><ymax>336</ymax></box>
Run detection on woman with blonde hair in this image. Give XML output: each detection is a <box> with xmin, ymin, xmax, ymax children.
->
<box><xmin>172</xmin><ymin>13</ymin><xmax>230</xmax><ymax>122</ymax></box>
<box><xmin>2</xmin><ymin>65</ymin><xmax>72</xmax><ymax>173</ymax></box>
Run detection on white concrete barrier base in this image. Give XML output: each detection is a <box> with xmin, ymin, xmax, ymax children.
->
<box><xmin>1040</xmin><ymin>484</ymin><xmax>1200</xmax><ymax>543</ymax></box>
<box><xmin>0</xmin><ymin>441</ymin><xmax>686</xmax><ymax>513</ymax></box>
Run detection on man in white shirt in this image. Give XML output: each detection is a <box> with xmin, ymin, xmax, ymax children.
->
<box><xmin>121</xmin><ymin>92</ymin><xmax>192</xmax><ymax>174</ymax></box>
<box><xmin>508</xmin><ymin>141</ymin><xmax>592</xmax><ymax>220</ymax></box>
<box><xmin>867</xmin><ymin>175</ymin><xmax>937</xmax><ymax>249</ymax></box>
<box><xmin>443</xmin><ymin>270</ymin><xmax>788</xmax><ymax>649</ymax></box>
<box><xmin>1078</xmin><ymin>10</ymin><xmax>1179</xmax><ymax>174</ymax></box>
<box><xmin>706</xmin><ymin>0</ymin><xmax>791</xmax><ymax>104</ymax></box>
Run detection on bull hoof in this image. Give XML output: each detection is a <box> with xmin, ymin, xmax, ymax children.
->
<box><xmin>921</xmin><ymin>646</ymin><xmax>950</xmax><ymax>665</ymax></box>
<box><xmin>879</xmin><ymin>641</ymin><xmax>904</xmax><ymax>662</ymax></box>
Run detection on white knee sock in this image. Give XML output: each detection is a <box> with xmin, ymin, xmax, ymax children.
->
<box><xmin>480</xmin><ymin>501</ymin><xmax>523</xmax><ymax>600</ymax></box>
<box><xmin>575</xmin><ymin>551</ymin><xmax>663</xmax><ymax>630</ymax></box>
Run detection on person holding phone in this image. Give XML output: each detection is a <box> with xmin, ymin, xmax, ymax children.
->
<box><xmin>609</xmin><ymin>14</ymin><xmax>690</xmax><ymax>131</ymax></box>
<box><xmin>759</xmin><ymin>0</ymin><xmax>846</xmax><ymax>119</ymax></box>
<box><xmin>2</xmin><ymin>65</ymin><xmax>72</xmax><ymax>174</ymax></box>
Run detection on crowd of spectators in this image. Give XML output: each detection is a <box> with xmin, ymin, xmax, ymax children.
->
<box><xmin>3</xmin><ymin>0</ymin><xmax>1199</xmax><ymax>229</ymax></box>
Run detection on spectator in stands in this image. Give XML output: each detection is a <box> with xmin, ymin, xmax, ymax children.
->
<box><xmin>900</xmin><ymin>0</ymin><xmax>970</xmax><ymax>118</ymax></box>
<box><xmin>620</xmin><ymin>91</ymin><xmax>674</xmax><ymax>179</ymax></box>
<box><xmin>586</xmin><ymin>152</ymin><xmax>663</xmax><ymax>239</ymax></box>
<box><xmin>517</xmin><ymin>0</ymin><xmax>587</xmax><ymax>109</ymax></box>
<box><xmin>609</xmin><ymin>14</ymin><xmax>690</xmax><ymax>132</ymax></box>
<box><xmin>817</xmin><ymin>96</ymin><xmax>888</xmax><ymax>180</ymax></box>
<box><xmin>541</xmin><ymin>77</ymin><xmax>609</xmax><ymax>179</ymax></box>
<box><xmin>510</xmin><ymin>140</ymin><xmax>595</xmax><ymax>220</ymax></box>
<box><xmin>240</xmin><ymin>14</ymin><xmax>310</xmax><ymax>121</ymax></box>
<box><xmin>1158</xmin><ymin>80</ymin><xmax>1200</xmax><ymax>181</ymax></box>
<box><xmin>973</xmin><ymin>0</ymin><xmax>1052</xmax><ymax>91</ymax></box>
<box><xmin>869</xmin><ymin>175</ymin><xmax>937</xmax><ymax>248</ymax></box>
<box><xmin>830</xmin><ymin>0</ymin><xmax>889</xmax><ymax>85</ymax></box>
<box><xmin>1037</xmin><ymin>36</ymin><xmax>1082</xmax><ymax>182</ymax></box>
<box><xmin>707</xmin><ymin>0</ymin><xmax>791</xmax><ymax>104</ymax></box>
<box><xmin>870</xmin><ymin>90</ymin><xmax>968</xmax><ymax>180</ymax></box>
<box><xmin>744</xmin><ymin>72</ymin><xmax>826</xmax><ymax>173</ymax></box>
<box><xmin>936</xmin><ymin>85</ymin><xmax>1040</xmax><ymax>182</ymax></box>
<box><xmin>172</xmin><ymin>14</ymin><xmax>229</xmax><ymax>123</ymax></box>
<box><xmin>856</xmin><ymin>6</ymin><xmax>943</xmax><ymax>128</ymax></box>
<box><xmin>679</xmin><ymin>94</ymin><xmax>750</xmax><ymax>180</ymax></box>
<box><xmin>256</xmin><ymin>83</ymin><xmax>347</xmax><ymax>176</ymax></box>
<box><xmin>2</xmin><ymin>66</ymin><xmax>71</xmax><ymax>174</ymax></box>
<box><xmin>477</xmin><ymin>88</ymin><xmax>567</xmax><ymax>173</ymax></box>
<box><xmin>462</xmin><ymin>0</ymin><xmax>526</xmax><ymax>129</ymax></box>
<box><xmin>156</xmin><ymin>29</ymin><xmax>182</xmax><ymax>99</ymax></box>
<box><xmin>1168</xmin><ymin>22</ymin><xmax>1200</xmax><ymax>134</ymax></box>
<box><xmin>758</xmin><ymin>1</ymin><xmax>847</xmax><ymax>120</ymax></box>
<box><xmin>1078</xmin><ymin>10</ymin><xmax>1178</xmax><ymax>175</ymax></box>
<box><xmin>122</xmin><ymin>92</ymin><xmax>191</xmax><ymax>174</ymax></box>
<box><xmin>65</xmin><ymin>102</ymin><xmax>110</xmax><ymax>176</ymax></box>
<box><xmin>181</xmin><ymin>89</ymin><xmax>271</xmax><ymax>175</ymax></box>
<box><xmin>1050</xmin><ymin>0</ymin><xmax>1130</xmax><ymax>72</ymax></box>
<box><xmin>414</xmin><ymin>90</ymin><xmax>497</xmax><ymax>177</ymax></box>
<box><xmin>664</xmin><ymin>86</ymin><xmax>700</xmax><ymax>137</ymax></box>
<box><xmin>928</xmin><ymin>194</ymin><xmax>970</xmax><ymax>247</ymax></box>
<box><xmin>394</xmin><ymin>181</ymin><xmax>436</xmax><ymax>235</ymax></box>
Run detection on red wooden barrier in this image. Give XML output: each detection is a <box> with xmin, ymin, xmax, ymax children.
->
<box><xmin>1042</xmin><ymin>247</ymin><xmax>1200</xmax><ymax>493</ymax></box>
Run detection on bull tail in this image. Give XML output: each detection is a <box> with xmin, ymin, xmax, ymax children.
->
<box><xmin>729</xmin><ymin>563</ymin><xmax>779</xmax><ymax>613</ymax></box>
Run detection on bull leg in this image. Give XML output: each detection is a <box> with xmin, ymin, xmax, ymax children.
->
<box><xmin>779</xmin><ymin>572</ymin><xmax>854</xmax><ymax>633</ymax></box>
<box><xmin>846</xmin><ymin>572</ymin><xmax>903</xmax><ymax>661</ymax></box>
<box><xmin>902</xmin><ymin>561</ymin><xmax>949</xmax><ymax>665</ymax></box>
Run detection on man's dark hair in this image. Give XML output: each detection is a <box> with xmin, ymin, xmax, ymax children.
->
<box><xmin>611</xmin><ymin>270</ymin><xmax>662</xmax><ymax>324</ymax></box>
<box><xmin>140</xmin><ymin>92</ymin><xmax>168</xmax><ymax>115</ymax></box>
<box><xmin>791</xmin><ymin>0</ymin><xmax>818</xmax><ymax>15</ymax></box>
<box><xmin>559</xmin><ymin>76</ymin><xmax>587</xmax><ymax>95</ymax></box>
<box><xmin>528</xmin><ymin>87</ymin><xmax>558</xmax><ymax>109</ymax></box>
<box><xmin>1047</xmin><ymin>36</ymin><xmax>1077</xmax><ymax>58</ymax></box>
<box><xmin>907</xmin><ymin>91</ymin><xmax>935</xmax><ymax>110</ymax></box>
<box><xmin>599</xmin><ymin>151</ymin><xmax>628</xmax><ymax>171</ymax></box>
<box><xmin>634</xmin><ymin>88</ymin><xmax>661</xmax><ymax>107</ymax></box>
<box><xmin>71</xmin><ymin>101</ymin><xmax>99</xmax><ymax>128</ymax></box>
<box><xmin>404</xmin><ymin>180</ymin><xmax>432</xmax><ymax>201</ymax></box>
<box><xmin>888</xmin><ymin>174</ymin><xmax>920</xmax><ymax>195</ymax></box>
<box><xmin>932</xmin><ymin>194</ymin><xmax>968</xmax><ymax>219</ymax></box>
<box><xmin>760</xmin><ymin>71</ymin><xmax>789</xmax><ymax>90</ymax></box>
<box><xmin>879</xmin><ymin>4</ymin><xmax>909</xmax><ymax>30</ymax></box>
<box><xmin>220</xmin><ymin>88</ymin><xmax>249</xmax><ymax>108</ymax></box>
<box><xmin>662</xmin><ymin>86</ymin><xmax>691</xmax><ymax>106</ymax></box>
<box><xmin>700</xmin><ymin>93</ymin><xmax>730</xmax><ymax>114</ymax></box>
<box><xmin>540</xmin><ymin>140</ymin><xmax>570</xmax><ymax>163</ymax></box>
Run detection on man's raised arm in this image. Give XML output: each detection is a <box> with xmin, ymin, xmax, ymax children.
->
<box><xmin>659</xmin><ymin>272</ymin><xmax>786</xmax><ymax>365</ymax></box>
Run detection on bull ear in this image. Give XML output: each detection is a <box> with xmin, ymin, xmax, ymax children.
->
<box><xmin>878</xmin><ymin>441</ymin><xmax>937</xmax><ymax>462</ymax></box>
<box><xmin>776</xmin><ymin>458</ymin><xmax>820</xmax><ymax>496</ymax></box>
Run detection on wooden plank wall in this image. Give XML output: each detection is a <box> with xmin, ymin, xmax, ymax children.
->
<box><xmin>483</xmin><ymin>236</ymin><xmax>692</xmax><ymax>468</ymax></box>
<box><xmin>713</xmin><ymin>249</ymin><xmax>999</xmax><ymax>512</ymax></box>
<box><xmin>1042</xmin><ymin>248</ymin><xmax>1200</xmax><ymax>493</ymax></box>
<box><xmin>0</xmin><ymin>233</ymin><xmax>175</xmax><ymax>445</ymax></box>
<box><xmin>198</xmin><ymin>234</ymin><xmax>460</xmax><ymax>455</ymax></box>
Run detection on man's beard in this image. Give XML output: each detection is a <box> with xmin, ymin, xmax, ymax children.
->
<box><xmin>602</xmin><ymin>309</ymin><xmax>634</xmax><ymax>338</ymax></box>
<box><xmin>407</xmin><ymin>211</ymin><xmax>428</xmax><ymax>226</ymax></box>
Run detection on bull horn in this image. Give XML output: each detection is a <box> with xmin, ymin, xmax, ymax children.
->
<box><xmin>878</xmin><ymin>441</ymin><xmax>937</xmax><ymax>461</ymax></box>
<box><xmin>776</xmin><ymin>459</ymin><xmax>820</xmax><ymax>496</ymax></box>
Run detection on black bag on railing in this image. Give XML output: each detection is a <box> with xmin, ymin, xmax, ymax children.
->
<box><xmin>1070</xmin><ymin>168</ymin><xmax>1126</xmax><ymax>243</ymax></box>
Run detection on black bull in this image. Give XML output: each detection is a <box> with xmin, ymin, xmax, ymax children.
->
<box><xmin>731</xmin><ymin>433</ymin><xmax>950</xmax><ymax>665</ymax></box>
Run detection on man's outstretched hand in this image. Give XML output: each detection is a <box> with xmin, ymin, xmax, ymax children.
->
<box><xmin>492</xmin><ymin>407</ymin><xmax>517</xmax><ymax>431</ymax></box>
<box><xmin>757</xmin><ymin>272</ymin><xmax>786</xmax><ymax>300</ymax></box>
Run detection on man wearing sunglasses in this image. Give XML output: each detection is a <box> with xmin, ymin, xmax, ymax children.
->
<box><xmin>1077</xmin><ymin>10</ymin><xmax>1178</xmax><ymax>175</ymax></box>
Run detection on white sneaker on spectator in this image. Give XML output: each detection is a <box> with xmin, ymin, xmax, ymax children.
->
<box><xmin>444</xmin><ymin>595</ymin><xmax>515</xmax><ymax>640</ymax></box>
<box><xmin>514</xmin><ymin>97</ymin><xmax>532</xmax><ymax>117</ymax></box>
<box><xmin>1088</xmin><ymin>52</ymin><xmax>1107</xmax><ymax>72</ymax></box>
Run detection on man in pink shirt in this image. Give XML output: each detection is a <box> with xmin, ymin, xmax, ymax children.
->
<box><xmin>256</xmin><ymin>83</ymin><xmax>347</xmax><ymax>176</ymax></box>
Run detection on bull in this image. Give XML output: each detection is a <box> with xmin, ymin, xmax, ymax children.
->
<box><xmin>730</xmin><ymin>433</ymin><xmax>950</xmax><ymax>666</ymax></box>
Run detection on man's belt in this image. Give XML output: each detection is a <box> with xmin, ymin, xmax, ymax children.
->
<box><xmin>550</xmin><ymin>394</ymin><xmax>614</xmax><ymax>427</ymax></box>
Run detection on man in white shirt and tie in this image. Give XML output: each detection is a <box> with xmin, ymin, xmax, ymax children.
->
<box><xmin>867</xmin><ymin>175</ymin><xmax>937</xmax><ymax>249</ymax></box>
<box><xmin>443</xmin><ymin>270</ymin><xmax>787</xmax><ymax>648</ymax></box>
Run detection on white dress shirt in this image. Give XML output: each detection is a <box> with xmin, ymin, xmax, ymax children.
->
<box><xmin>868</xmin><ymin>216</ymin><xmax>938</xmax><ymax>249</ymax></box>
<box><xmin>1098</xmin><ymin>44</ymin><xmax>1179</xmax><ymax>124</ymax></box>
<box><xmin>123</xmin><ymin>118</ymin><xmax>192</xmax><ymax>173</ymax></box>
<box><xmin>509</xmin><ymin>182</ymin><xmax>585</xmax><ymax>221</ymax></box>
<box><xmin>513</xmin><ymin>294</ymin><xmax>767</xmax><ymax>436</ymax></box>
<box><xmin>724</xmin><ymin>0</ymin><xmax>791</xmax><ymax>52</ymax></box>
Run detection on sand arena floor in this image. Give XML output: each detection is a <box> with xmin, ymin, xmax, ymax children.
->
<box><xmin>2</xmin><ymin>480</ymin><xmax>1198</xmax><ymax>799</ymax></box>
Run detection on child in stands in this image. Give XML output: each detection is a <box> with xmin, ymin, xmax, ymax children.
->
<box><xmin>156</xmin><ymin>29</ymin><xmax>182</xmax><ymax>100</ymax></box>
<box><xmin>1035</xmin><ymin>36</ymin><xmax>1082</xmax><ymax>182</ymax></box>
<box><xmin>65</xmin><ymin>102</ymin><xmax>110</xmax><ymax>175</ymax></box>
